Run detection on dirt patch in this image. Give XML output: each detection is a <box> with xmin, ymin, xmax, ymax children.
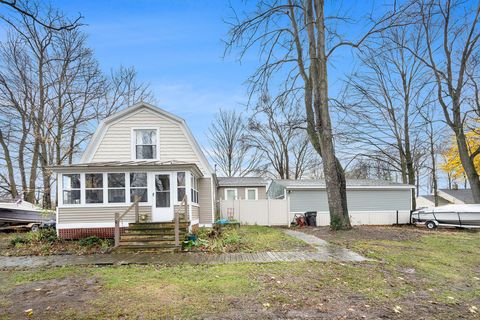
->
<box><xmin>203</xmin><ymin>269</ymin><xmax>475</xmax><ymax>320</ymax></box>
<box><xmin>1</xmin><ymin>276</ymin><xmax>101</xmax><ymax>318</ymax></box>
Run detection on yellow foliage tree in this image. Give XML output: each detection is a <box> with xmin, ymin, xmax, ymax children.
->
<box><xmin>440</xmin><ymin>128</ymin><xmax>480</xmax><ymax>181</ymax></box>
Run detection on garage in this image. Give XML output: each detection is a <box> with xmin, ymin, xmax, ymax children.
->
<box><xmin>267</xmin><ymin>179</ymin><xmax>414</xmax><ymax>225</ymax></box>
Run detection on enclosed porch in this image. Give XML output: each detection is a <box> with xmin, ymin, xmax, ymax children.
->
<box><xmin>52</xmin><ymin>160</ymin><xmax>203</xmax><ymax>244</ymax></box>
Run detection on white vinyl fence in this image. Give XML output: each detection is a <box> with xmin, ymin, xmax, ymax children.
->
<box><xmin>220</xmin><ymin>199</ymin><xmax>411</xmax><ymax>226</ymax></box>
<box><xmin>219</xmin><ymin>199</ymin><xmax>290</xmax><ymax>226</ymax></box>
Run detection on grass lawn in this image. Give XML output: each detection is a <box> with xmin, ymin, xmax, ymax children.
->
<box><xmin>188</xmin><ymin>225</ymin><xmax>313</xmax><ymax>252</ymax></box>
<box><xmin>0</xmin><ymin>226</ymin><xmax>479</xmax><ymax>319</ymax></box>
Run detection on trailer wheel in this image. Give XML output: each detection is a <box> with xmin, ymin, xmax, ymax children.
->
<box><xmin>30</xmin><ymin>224</ymin><xmax>40</xmax><ymax>232</ymax></box>
<box><xmin>425</xmin><ymin>221</ymin><xmax>437</xmax><ymax>230</ymax></box>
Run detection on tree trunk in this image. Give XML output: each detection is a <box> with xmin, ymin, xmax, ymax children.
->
<box><xmin>0</xmin><ymin>129</ymin><xmax>18</xmax><ymax>198</ymax></box>
<box><xmin>313</xmin><ymin>0</ymin><xmax>350</xmax><ymax>229</ymax></box>
<box><xmin>455</xmin><ymin>126</ymin><xmax>480</xmax><ymax>201</ymax></box>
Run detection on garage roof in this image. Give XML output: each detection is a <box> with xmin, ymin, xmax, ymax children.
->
<box><xmin>274</xmin><ymin>179</ymin><xmax>414</xmax><ymax>189</ymax></box>
<box><xmin>217</xmin><ymin>176</ymin><xmax>268</xmax><ymax>187</ymax></box>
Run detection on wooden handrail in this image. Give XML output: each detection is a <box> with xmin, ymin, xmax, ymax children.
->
<box><xmin>114</xmin><ymin>196</ymin><xmax>140</xmax><ymax>247</ymax></box>
<box><xmin>174</xmin><ymin>194</ymin><xmax>188</xmax><ymax>247</ymax></box>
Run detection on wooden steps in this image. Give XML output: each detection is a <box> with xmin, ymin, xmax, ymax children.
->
<box><xmin>115</xmin><ymin>221</ymin><xmax>189</xmax><ymax>252</ymax></box>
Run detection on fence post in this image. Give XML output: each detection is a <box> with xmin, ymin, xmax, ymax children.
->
<box><xmin>267</xmin><ymin>198</ymin><xmax>271</xmax><ymax>226</ymax></box>
<box><xmin>114</xmin><ymin>212</ymin><xmax>120</xmax><ymax>247</ymax></box>
<box><xmin>134</xmin><ymin>196</ymin><xmax>140</xmax><ymax>222</ymax></box>
<box><xmin>286</xmin><ymin>195</ymin><xmax>291</xmax><ymax>227</ymax></box>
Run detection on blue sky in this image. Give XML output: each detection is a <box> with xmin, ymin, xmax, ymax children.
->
<box><xmin>50</xmin><ymin>0</ymin><xmax>259</xmax><ymax>146</ymax></box>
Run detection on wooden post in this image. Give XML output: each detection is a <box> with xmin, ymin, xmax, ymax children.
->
<box><xmin>114</xmin><ymin>212</ymin><xmax>120</xmax><ymax>247</ymax></box>
<box><xmin>134</xmin><ymin>195</ymin><xmax>140</xmax><ymax>222</ymax></box>
<box><xmin>174</xmin><ymin>198</ymin><xmax>181</xmax><ymax>247</ymax></box>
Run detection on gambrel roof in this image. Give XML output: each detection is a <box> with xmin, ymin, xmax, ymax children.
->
<box><xmin>79</xmin><ymin>102</ymin><xmax>214</xmax><ymax>174</ymax></box>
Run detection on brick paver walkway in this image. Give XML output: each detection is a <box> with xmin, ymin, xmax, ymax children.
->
<box><xmin>0</xmin><ymin>229</ymin><xmax>366</xmax><ymax>269</ymax></box>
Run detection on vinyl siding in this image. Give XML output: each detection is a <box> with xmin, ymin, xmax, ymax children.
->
<box><xmin>58</xmin><ymin>205</ymin><xmax>151</xmax><ymax>224</ymax></box>
<box><xmin>290</xmin><ymin>189</ymin><xmax>412</xmax><ymax>212</ymax></box>
<box><xmin>91</xmin><ymin>109</ymin><xmax>207</xmax><ymax>174</ymax></box>
<box><xmin>191</xmin><ymin>205</ymin><xmax>200</xmax><ymax>221</ymax></box>
<box><xmin>198</xmin><ymin>177</ymin><xmax>213</xmax><ymax>224</ymax></box>
<box><xmin>217</xmin><ymin>186</ymin><xmax>267</xmax><ymax>200</ymax></box>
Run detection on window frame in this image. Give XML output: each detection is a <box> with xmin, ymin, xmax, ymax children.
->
<box><xmin>224</xmin><ymin>188</ymin><xmax>237</xmax><ymax>201</ymax></box>
<box><xmin>131</xmin><ymin>127</ymin><xmax>160</xmax><ymax>160</ymax></box>
<box><xmin>107</xmin><ymin>172</ymin><xmax>126</xmax><ymax>204</ymax></box>
<box><xmin>245</xmin><ymin>188</ymin><xmax>258</xmax><ymax>200</ymax></box>
<box><xmin>84</xmin><ymin>173</ymin><xmax>104</xmax><ymax>204</ymax></box>
<box><xmin>62</xmin><ymin>173</ymin><xmax>81</xmax><ymax>205</ymax></box>
<box><xmin>190</xmin><ymin>175</ymin><xmax>199</xmax><ymax>204</ymax></box>
<box><xmin>176</xmin><ymin>171</ymin><xmax>187</xmax><ymax>203</ymax></box>
<box><xmin>129</xmin><ymin>172</ymin><xmax>149</xmax><ymax>203</ymax></box>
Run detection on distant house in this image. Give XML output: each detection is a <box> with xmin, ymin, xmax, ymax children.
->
<box><xmin>217</xmin><ymin>177</ymin><xmax>268</xmax><ymax>201</ymax></box>
<box><xmin>417</xmin><ymin>189</ymin><xmax>477</xmax><ymax>207</ymax></box>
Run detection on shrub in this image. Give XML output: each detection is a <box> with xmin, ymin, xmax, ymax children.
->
<box><xmin>10</xmin><ymin>236</ymin><xmax>29</xmax><ymax>246</ymax></box>
<box><xmin>223</xmin><ymin>232</ymin><xmax>241</xmax><ymax>245</ymax></box>
<box><xmin>39</xmin><ymin>228</ymin><xmax>57</xmax><ymax>243</ymax></box>
<box><xmin>79</xmin><ymin>236</ymin><xmax>103</xmax><ymax>247</ymax></box>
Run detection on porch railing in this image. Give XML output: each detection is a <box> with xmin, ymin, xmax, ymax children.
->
<box><xmin>114</xmin><ymin>195</ymin><xmax>140</xmax><ymax>247</ymax></box>
<box><xmin>174</xmin><ymin>194</ymin><xmax>188</xmax><ymax>247</ymax></box>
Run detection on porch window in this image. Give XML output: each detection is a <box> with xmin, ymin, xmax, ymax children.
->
<box><xmin>108</xmin><ymin>173</ymin><xmax>125</xmax><ymax>203</ymax></box>
<box><xmin>191</xmin><ymin>175</ymin><xmax>198</xmax><ymax>203</ymax></box>
<box><xmin>85</xmin><ymin>174</ymin><xmax>103</xmax><ymax>204</ymax></box>
<box><xmin>134</xmin><ymin>129</ymin><xmax>157</xmax><ymax>160</ymax></box>
<box><xmin>130</xmin><ymin>172</ymin><xmax>148</xmax><ymax>202</ymax></box>
<box><xmin>62</xmin><ymin>174</ymin><xmax>81</xmax><ymax>205</ymax></box>
<box><xmin>177</xmin><ymin>172</ymin><xmax>186</xmax><ymax>202</ymax></box>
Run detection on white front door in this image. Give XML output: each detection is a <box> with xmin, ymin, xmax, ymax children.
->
<box><xmin>151</xmin><ymin>173</ymin><xmax>174</xmax><ymax>222</ymax></box>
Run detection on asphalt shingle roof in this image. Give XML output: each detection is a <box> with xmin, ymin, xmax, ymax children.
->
<box><xmin>273</xmin><ymin>179</ymin><xmax>411</xmax><ymax>188</ymax></box>
<box><xmin>217</xmin><ymin>177</ymin><xmax>268</xmax><ymax>187</ymax></box>
<box><xmin>439</xmin><ymin>189</ymin><xmax>476</xmax><ymax>204</ymax></box>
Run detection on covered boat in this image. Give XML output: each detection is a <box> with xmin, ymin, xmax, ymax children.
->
<box><xmin>0</xmin><ymin>198</ymin><xmax>53</xmax><ymax>225</ymax></box>
<box><xmin>412</xmin><ymin>204</ymin><xmax>480</xmax><ymax>229</ymax></box>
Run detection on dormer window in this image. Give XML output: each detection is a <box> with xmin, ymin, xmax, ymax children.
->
<box><xmin>133</xmin><ymin>129</ymin><xmax>157</xmax><ymax>160</ymax></box>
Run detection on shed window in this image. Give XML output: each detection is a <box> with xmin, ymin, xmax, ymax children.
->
<box><xmin>62</xmin><ymin>174</ymin><xmax>81</xmax><ymax>204</ymax></box>
<box><xmin>225</xmin><ymin>189</ymin><xmax>237</xmax><ymax>201</ymax></box>
<box><xmin>108</xmin><ymin>173</ymin><xmax>125</xmax><ymax>203</ymax></box>
<box><xmin>85</xmin><ymin>174</ymin><xmax>103</xmax><ymax>204</ymax></box>
<box><xmin>246</xmin><ymin>188</ymin><xmax>258</xmax><ymax>200</ymax></box>
<box><xmin>134</xmin><ymin>129</ymin><xmax>157</xmax><ymax>159</ymax></box>
<box><xmin>130</xmin><ymin>172</ymin><xmax>148</xmax><ymax>202</ymax></box>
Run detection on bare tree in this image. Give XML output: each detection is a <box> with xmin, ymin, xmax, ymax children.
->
<box><xmin>225</xmin><ymin>0</ymin><xmax>407</xmax><ymax>229</ymax></box>
<box><xmin>245</xmin><ymin>94</ymin><xmax>317</xmax><ymax>179</ymax></box>
<box><xmin>340</xmin><ymin>26</ymin><xmax>433</xmax><ymax>209</ymax></box>
<box><xmin>0</xmin><ymin>6</ymin><xmax>153</xmax><ymax>206</ymax></box>
<box><xmin>0</xmin><ymin>0</ymin><xmax>82</xmax><ymax>31</ymax></box>
<box><xmin>396</xmin><ymin>0</ymin><xmax>480</xmax><ymax>202</ymax></box>
<box><xmin>207</xmin><ymin>109</ymin><xmax>259</xmax><ymax>177</ymax></box>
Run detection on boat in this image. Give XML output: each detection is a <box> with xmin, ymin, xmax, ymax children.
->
<box><xmin>0</xmin><ymin>198</ymin><xmax>54</xmax><ymax>226</ymax></box>
<box><xmin>412</xmin><ymin>204</ymin><xmax>480</xmax><ymax>229</ymax></box>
